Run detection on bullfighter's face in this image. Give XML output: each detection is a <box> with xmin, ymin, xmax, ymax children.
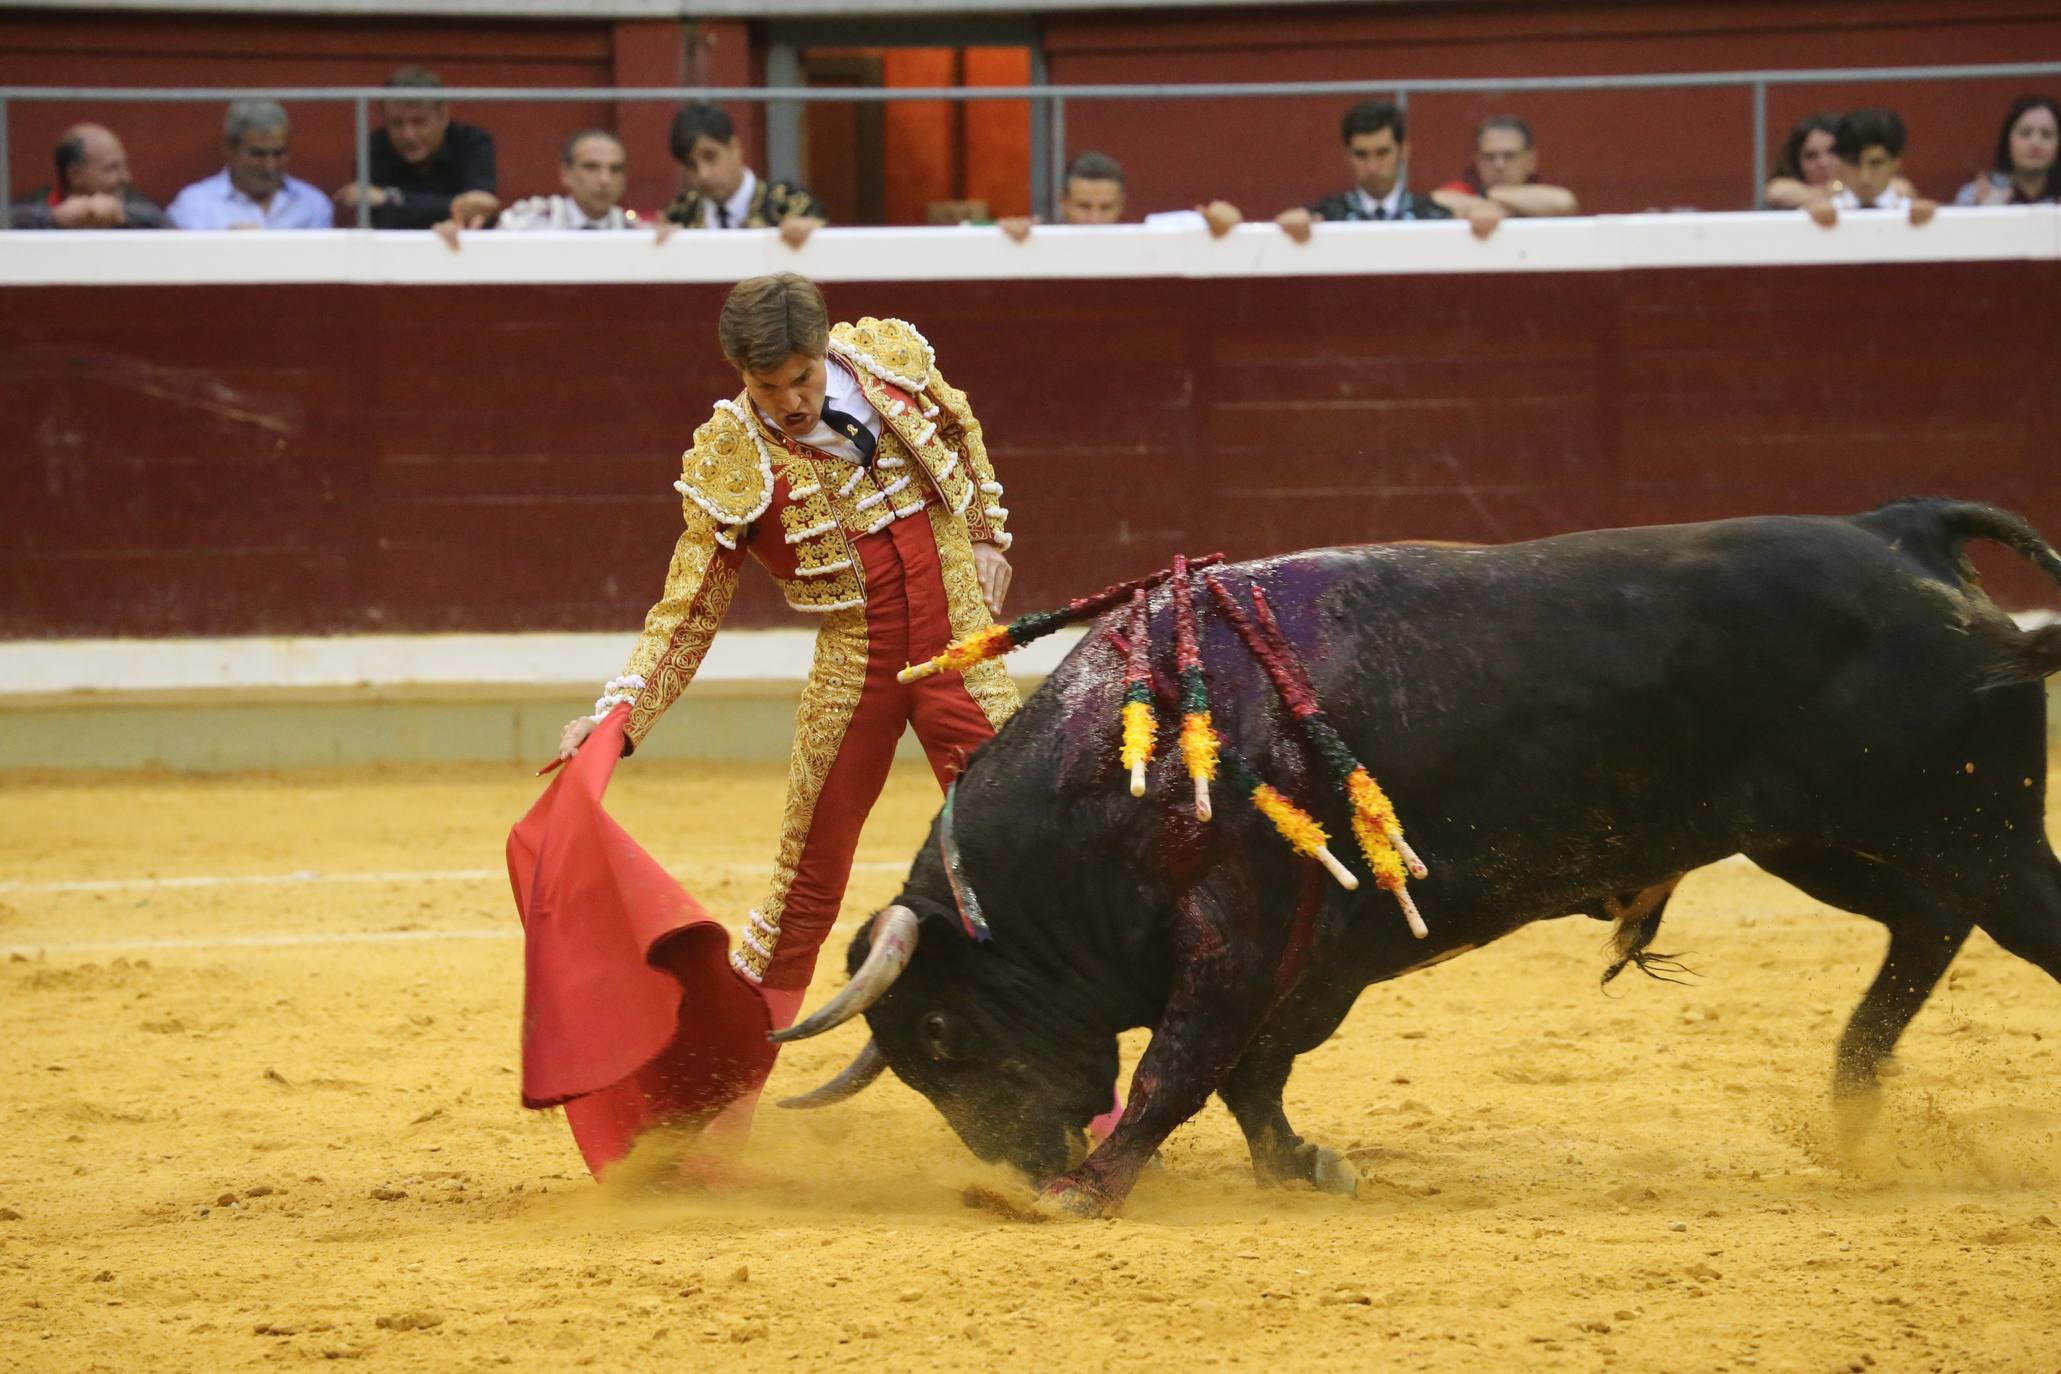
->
<box><xmin>743</xmin><ymin>352</ymin><xmax>829</xmax><ymax>440</ymax></box>
<box><xmin>854</xmin><ymin>919</ymin><xmax>1117</xmax><ymax>1186</ymax></box>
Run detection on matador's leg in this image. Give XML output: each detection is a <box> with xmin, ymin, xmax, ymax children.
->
<box><xmin>737</xmin><ymin>613</ymin><xmax>905</xmax><ymax>1005</ymax></box>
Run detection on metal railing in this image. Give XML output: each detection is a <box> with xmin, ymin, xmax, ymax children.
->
<box><xmin>6</xmin><ymin>60</ymin><xmax>2061</xmax><ymax>227</ymax></box>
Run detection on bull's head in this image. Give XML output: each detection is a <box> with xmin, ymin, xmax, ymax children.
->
<box><xmin>771</xmin><ymin>903</ymin><xmax>1118</xmax><ymax>1186</ymax></box>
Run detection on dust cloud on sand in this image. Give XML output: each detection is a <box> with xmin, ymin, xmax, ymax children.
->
<box><xmin>2</xmin><ymin>756</ymin><xmax>2058</xmax><ymax>1371</ymax></box>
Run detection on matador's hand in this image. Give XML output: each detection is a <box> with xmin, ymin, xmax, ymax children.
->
<box><xmin>558</xmin><ymin>715</ymin><xmax>598</xmax><ymax>761</ymax></box>
<box><xmin>972</xmin><ymin>542</ymin><xmax>1012</xmax><ymax>617</ymax></box>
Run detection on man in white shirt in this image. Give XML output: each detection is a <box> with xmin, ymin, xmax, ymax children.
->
<box><xmin>1814</xmin><ymin>108</ymin><xmax>1937</xmax><ymax>227</ymax></box>
<box><xmin>493</xmin><ymin>131</ymin><xmax>641</xmax><ymax>231</ymax></box>
<box><xmin>167</xmin><ymin>101</ymin><xmax>332</xmax><ymax>231</ymax></box>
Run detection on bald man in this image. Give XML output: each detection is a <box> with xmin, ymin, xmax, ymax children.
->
<box><xmin>9</xmin><ymin>124</ymin><xmax>170</xmax><ymax>230</ymax></box>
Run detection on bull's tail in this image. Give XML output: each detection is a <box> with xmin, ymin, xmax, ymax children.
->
<box><xmin>1860</xmin><ymin>499</ymin><xmax>2061</xmax><ymax>684</ymax></box>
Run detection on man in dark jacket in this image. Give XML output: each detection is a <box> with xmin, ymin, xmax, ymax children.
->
<box><xmin>9</xmin><ymin>124</ymin><xmax>170</xmax><ymax>230</ymax></box>
<box><xmin>1276</xmin><ymin>100</ymin><xmax>1502</xmax><ymax>242</ymax></box>
<box><xmin>660</xmin><ymin>101</ymin><xmax>824</xmax><ymax>248</ymax></box>
<box><xmin>332</xmin><ymin>66</ymin><xmax>499</xmax><ymax>229</ymax></box>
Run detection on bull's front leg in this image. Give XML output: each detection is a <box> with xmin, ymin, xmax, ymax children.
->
<box><xmin>1037</xmin><ymin>885</ymin><xmax>1279</xmax><ymax>1219</ymax></box>
<box><xmin>1218</xmin><ymin>970</ymin><xmax>1370</xmax><ymax>1197</ymax></box>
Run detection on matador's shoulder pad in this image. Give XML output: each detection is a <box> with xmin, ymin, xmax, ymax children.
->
<box><xmin>830</xmin><ymin>317</ymin><xmax>937</xmax><ymax>393</ymax></box>
<box><xmin>674</xmin><ymin>397</ymin><xmax>774</xmax><ymax>527</ymax></box>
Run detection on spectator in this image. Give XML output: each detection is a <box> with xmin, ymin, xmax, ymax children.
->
<box><xmin>1763</xmin><ymin>112</ymin><xmax>1842</xmax><ymax>208</ymax></box>
<box><xmin>1054</xmin><ymin>150</ymin><xmax>1127</xmax><ymax>224</ymax></box>
<box><xmin>1815</xmin><ymin>108</ymin><xmax>1936</xmax><ymax>227</ymax></box>
<box><xmin>333</xmin><ymin>66</ymin><xmax>498</xmax><ymax>230</ymax></box>
<box><xmin>8</xmin><ymin>123</ymin><xmax>169</xmax><ymax>230</ymax></box>
<box><xmin>167</xmin><ymin>100</ymin><xmax>332</xmax><ymax>230</ymax></box>
<box><xmin>661</xmin><ymin>101</ymin><xmax>823</xmax><ymax>249</ymax></box>
<box><xmin>1431</xmin><ymin>116</ymin><xmax>1579</xmax><ymax>219</ymax></box>
<box><xmin>997</xmin><ymin>152</ymin><xmax>1240</xmax><ymax>241</ymax></box>
<box><xmin>1276</xmin><ymin>100</ymin><xmax>1505</xmax><ymax>244</ymax></box>
<box><xmin>1956</xmin><ymin>95</ymin><xmax>2060</xmax><ymax>206</ymax></box>
<box><xmin>495</xmin><ymin>131</ymin><xmax>640</xmax><ymax>231</ymax></box>
<box><xmin>1765</xmin><ymin>111</ymin><xmax>1917</xmax><ymax>212</ymax></box>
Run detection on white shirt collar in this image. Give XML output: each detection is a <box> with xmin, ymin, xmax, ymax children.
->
<box><xmin>1350</xmin><ymin>181</ymin><xmax>1407</xmax><ymax>218</ymax></box>
<box><xmin>217</xmin><ymin>168</ymin><xmax>285</xmax><ymax>211</ymax></box>
<box><xmin>754</xmin><ymin>355</ymin><xmax>881</xmax><ymax>462</ymax></box>
<box><xmin>706</xmin><ymin>167</ymin><xmax>758</xmax><ymax>228</ymax></box>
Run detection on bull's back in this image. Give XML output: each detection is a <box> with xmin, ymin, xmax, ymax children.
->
<box><xmin>1294</xmin><ymin>515</ymin><xmax>2031</xmax><ymax>914</ymax></box>
<box><xmin>958</xmin><ymin>512</ymin><xmax>2038</xmax><ymax>945</ymax></box>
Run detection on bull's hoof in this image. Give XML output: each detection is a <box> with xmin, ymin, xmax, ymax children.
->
<box><xmin>1298</xmin><ymin>1144</ymin><xmax>1363</xmax><ymax>1198</ymax></box>
<box><xmin>1034</xmin><ymin>1177</ymin><xmax>1115</xmax><ymax>1221</ymax></box>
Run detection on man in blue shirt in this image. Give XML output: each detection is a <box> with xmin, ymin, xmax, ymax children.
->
<box><xmin>168</xmin><ymin>100</ymin><xmax>333</xmax><ymax>230</ymax></box>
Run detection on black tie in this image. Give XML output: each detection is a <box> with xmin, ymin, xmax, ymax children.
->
<box><xmin>820</xmin><ymin>405</ymin><xmax>877</xmax><ymax>465</ymax></box>
<box><xmin>716</xmin><ymin>204</ymin><xmax>731</xmax><ymax>228</ymax></box>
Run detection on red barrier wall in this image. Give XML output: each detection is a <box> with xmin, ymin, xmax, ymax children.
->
<box><xmin>3</xmin><ymin>260</ymin><xmax>2055</xmax><ymax>640</ymax></box>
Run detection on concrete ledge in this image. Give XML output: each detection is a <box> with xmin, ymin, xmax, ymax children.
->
<box><xmin>0</xmin><ymin>619</ymin><xmax>2051</xmax><ymax>772</ymax></box>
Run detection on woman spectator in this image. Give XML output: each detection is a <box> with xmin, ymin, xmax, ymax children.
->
<box><xmin>1764</xmin><ymin>112</ymin><xmax>1842</xmax><ymax>208</ymax></box>
<box><xmin>1955</xmin><ymin>95</ymin><xmax>2060</xmax><ymax>206</ymax></box>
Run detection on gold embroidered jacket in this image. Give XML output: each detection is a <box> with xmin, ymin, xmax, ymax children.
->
<box><xmin>662</xmin><ymin>176</ymin><xmax>826</xmax><ymax>228</ymax></box>
<box><xmin>596</xmin><ymin>317</ymin><xmax>1012</xmax><ymax>746</ymax></box>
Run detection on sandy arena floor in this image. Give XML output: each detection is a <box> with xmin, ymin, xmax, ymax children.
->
<box><xmin>2</xmin><ymin>753</ymin><xmax>2059</xmax><ymax>1372</ymax></box>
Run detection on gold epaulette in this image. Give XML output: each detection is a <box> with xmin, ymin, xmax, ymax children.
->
<box><xmin>830</xmin><ymin>318</ymin><xmax>935</xmax><ymax>393</ymax></box>
<box><xmin>673</xmin><ymin>398</ymin><xmax>774</xmax><ymax>528</ymax></box>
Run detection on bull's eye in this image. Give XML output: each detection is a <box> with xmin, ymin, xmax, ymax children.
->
<box><xmin>922</xmin><ymin>1012</ymin><xmax>955</xmax><ymax>1061</ymax></box>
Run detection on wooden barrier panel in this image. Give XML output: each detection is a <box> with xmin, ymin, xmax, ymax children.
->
<box><xmin>3</xmin><ymin>224</ymin><xmax>2057</xmax><ymax>640</ymax></box>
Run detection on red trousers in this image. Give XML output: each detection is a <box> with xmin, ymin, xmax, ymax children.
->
<box><xmin>744</xmin><ymin>511</ymin><xmax>1016</xmax><ymax>997</ymax></box>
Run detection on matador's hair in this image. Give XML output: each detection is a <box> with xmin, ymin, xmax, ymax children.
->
<box><xmin>718</xmin><ymin>273</ymin><xmax>829</xmax><ymax>374</ymax></box>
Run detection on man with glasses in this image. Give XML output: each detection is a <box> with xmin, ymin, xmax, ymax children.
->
<box><xmin>1432</xmin><ymin>115</ymin><xmax>1580</xmax><ymax>221</ymax></box>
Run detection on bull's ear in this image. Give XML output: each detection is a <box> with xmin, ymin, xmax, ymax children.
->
<box><xmin>921</xmin><ymin>1011</ymin><xmax>959</xmax><ymax>1061</ymax></box>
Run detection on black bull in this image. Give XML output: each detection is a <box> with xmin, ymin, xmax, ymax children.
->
<box><xmin>776</xmin><ymin>502</ymin><xmax>2061</xmax><ymax>1218</ymax></box>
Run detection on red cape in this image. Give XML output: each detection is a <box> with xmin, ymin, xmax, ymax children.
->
<box><xmin>506</xmin><ymin>705</ymin><xmax>777</xmax><ymax>1176</ymax></box>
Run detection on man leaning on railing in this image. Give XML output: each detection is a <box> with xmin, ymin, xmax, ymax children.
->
<box><xmin>8</xmin><ymin>123</ymin><xmax>169</xmax><ymax>231</ymax></box>
<box><xmin>332</xmin><ymin>65</ymin><xmax>499</xmax><ymax>231</ymax></box>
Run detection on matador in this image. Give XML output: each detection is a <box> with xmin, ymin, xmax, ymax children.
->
<box><xmin>557</xmin><ymin>272</ymin><xmax>1019</xmax><ymax>1057</ymax></box>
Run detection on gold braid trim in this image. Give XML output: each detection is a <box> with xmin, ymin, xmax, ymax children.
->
<box><xmin>616</xmin><ymin>505</ymin><xmax>743</xmax><ymax>746</ymax></box>
<box><xmin>732</xmin><ymin>612</ymin><xmax>870</xmax><ymax>986</ymax></box>
<box><xmin>926</xmin><ymin>505</ymin><xmax>1020</xmax><ymax>732</ymax></box>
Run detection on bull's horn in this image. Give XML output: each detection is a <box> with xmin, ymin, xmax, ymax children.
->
<box><xmin>775</xmin><ymin>1036</ymin><xmax>887</xmax><ymax>1108</ymax></box>
<box><xmin>767</xmin><ymin>905</ymin><xmax>920</xmax><ymax>1043</ymax></box>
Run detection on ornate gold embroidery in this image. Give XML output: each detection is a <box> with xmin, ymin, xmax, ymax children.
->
<box><xmin>926</xmin><ymin>505</ymin><xmax>1021</xmax><ymax>733</ymax></box>
<box><xmin>676</xmin><ymin>399</ymin><xmax>775</xmax><ymax>526</ymax></box>
<box><xmin>835</xmin><ymin>332</ymin><xmax>996</xmax><ymax>546</ymax></box>
<box><xmin>616</xmin><ymin>505</ymin><xmax>743</xmax><ymax>746</ymax></box>
<box><xmin>926</xmin><ymin>367</ymin><xmax>1007</xmax><ymax>547</ymax></box>
<box><xmin>731</xmin><ymin>611</ymin><xmax>870</xmax><ymax>984</ymax></box>
<box><xmin>830</xmin><ymin>318</ymin><xmax>933</xmax><ymax>392</ymax></box>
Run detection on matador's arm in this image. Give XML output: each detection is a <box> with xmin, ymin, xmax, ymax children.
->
<box><xmin>593</xmin><ymin>498</ymin><xmax>748</xmax><ymax>749</ymax></box>
<box><xmin>928</xmin><ymin>360</ymin><xmax>1010</xmax><ymax>551</ymax></box>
